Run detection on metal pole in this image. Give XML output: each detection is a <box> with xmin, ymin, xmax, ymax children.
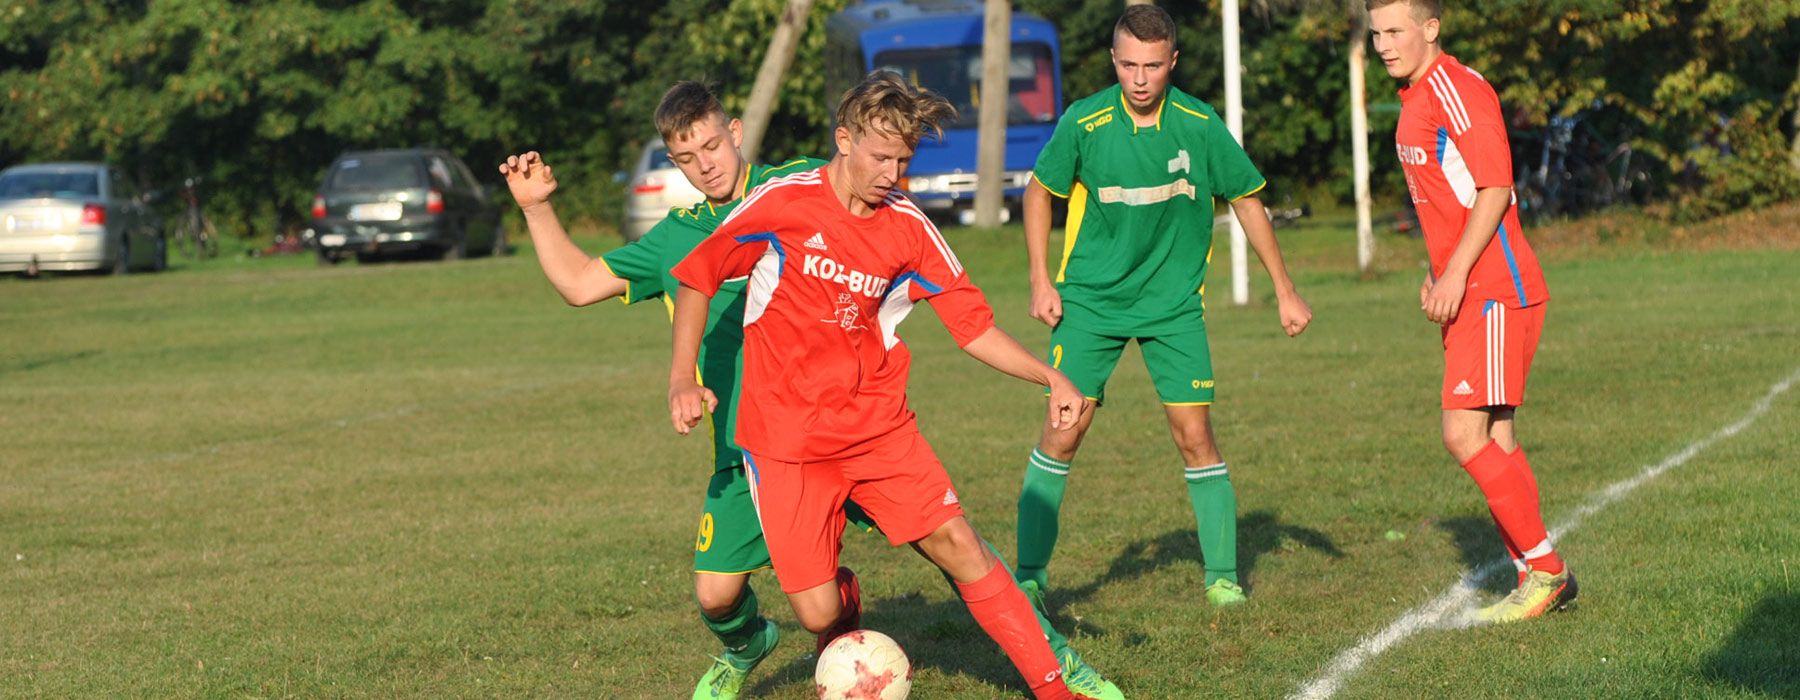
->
<box><xmin>973</xmin><ymin>0</ymin><xmax>1012</xmax><ymax>228</ymax></box>
<box><xmin>740</xmin><ymin>0</ymin><xmax>816</xmax><ymax>164</ymax></box>
<box><xmin>1224</xmin><ymin>0</ymin><xmax>1248</xmax><ymax>306</ymax></box>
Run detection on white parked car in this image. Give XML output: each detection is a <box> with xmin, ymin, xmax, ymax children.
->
<box><xmin>621</xmin><ymin>139</ymin><xmax>705</xmax><ymax>242</ymax></box>
<box><xmin>0</xmin><ymin>163</ymin><xmax>165</xmax><ymax>275</ymax></box>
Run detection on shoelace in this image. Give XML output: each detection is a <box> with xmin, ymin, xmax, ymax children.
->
<box><xmin>1060</xmin><ymin>652</ymin><xmax>1100</xmax><ymax>690</ymax></box>
<box><xmin>706</xmin><ymin>656</ymin><xmax>744</xmax><ymax>694</ymax></box>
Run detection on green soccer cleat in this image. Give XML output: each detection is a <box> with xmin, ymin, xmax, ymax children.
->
<box><xmin>1059</xmin><ymin>647</ymin><xmax>1125</xmax><ymax>700</ymax></box>
<box><xmin>1205</xmin><ymin>579</ymin><xmax>1246</xmax><ymax>607</ymax></box>
<box><xmin>1477</xmin><ymin>568</ymin><xmax>1578</xmax><ymax>624</ymax></box>
<box><xmin>693</xmin><ymin>618</ymin><xmax>780</xmax><ymax>700</ymax></box>
<box><xmin>1020</xmin><ymin>578</ymin><xmax>1048</xmax><ymax>613</ymax></box>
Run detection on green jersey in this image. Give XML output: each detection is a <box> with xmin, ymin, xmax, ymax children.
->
<box><xmin>600</xmin><ymin>157</ymin><xmax>824</xmax><ymax>471</ymax></box>
<box><xmin>1032</xmin><ymin>84</ymin><xmax>1266</xmax><ymax>336</ymax></box>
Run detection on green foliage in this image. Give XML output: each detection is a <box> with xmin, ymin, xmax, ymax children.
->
<box><xmin>1</xmin><ymin>0</ymin><xmax>1794</xmax><ymax>235</ymax></box>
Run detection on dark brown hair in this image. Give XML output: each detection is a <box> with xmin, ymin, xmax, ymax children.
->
<box><xmin>654</xmin><ymin>81</ymin><xmax>727</xmax><ymax>143</ymax></box>
<box><xmin>1366</xmin><ymin>0</ymin><xmax>1441</xmax><ymax>20</ymax></box>
<box><xmin>1115</xmin><ymin>5</ymin><xmax>1177</xmax><ymax>49</ymax></box>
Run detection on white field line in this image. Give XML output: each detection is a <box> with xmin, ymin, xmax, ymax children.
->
<box><xmin>1290</xmin><ymin>366</ymin><xmax>1800</xmax><ymax>700</ymax></box>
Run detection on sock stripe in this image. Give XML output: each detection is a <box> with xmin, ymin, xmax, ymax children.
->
<box><xmin>1521</xmin><ymin>538</ymin><xmax>1555</xmax><ymax>560</ymax></box>
<box><xmin>1029</xmin><ymin>451</ymin><xmax>1071</xmax><ymax>475</ymax></box>
<box><xmin>1029</xmin><ymin>449</ymin><xmax>1071</xmax><ymax>469</ymax></box>
<box><xmin>1185</xmin><ymin>463</ymin><xmax>1228</xmax><ymax>481</ymax></box>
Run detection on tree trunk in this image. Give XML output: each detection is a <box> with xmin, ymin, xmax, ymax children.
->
<box><xmin>740</xmin><ymin>0</ymin><xmax>816</xmax><ymax>164</ymax></box>
<box><xmin>973</xmin><ymin>0</ymin><xmax>1012</xmax><ymax>228</ymax></box>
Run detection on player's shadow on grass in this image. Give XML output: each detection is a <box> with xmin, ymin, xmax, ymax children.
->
<box><xmin>1703</xmin><ymin>592</ymin><xmax>1800</xmax><ymax>698</ymax></box>
<box><xmin>1437</xmin><ymin>515</ymin><xmax>1518</xmax><ymax>595</ymax></box>
<box><xmin>745</xmin><ymin>512</ymin><xmax>1343</xmax><ymax>695</ymax></box>
<box><xmin>1044</xmin><ymin>510</ymin><xmax>1344</xmax><ymax>613</ymax></box>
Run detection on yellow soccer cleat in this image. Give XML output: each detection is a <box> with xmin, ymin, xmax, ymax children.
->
<box><xmin>1477</xmin><ymin>568</ymin><xmax>1579</xmax><ymax>624</ymax></box>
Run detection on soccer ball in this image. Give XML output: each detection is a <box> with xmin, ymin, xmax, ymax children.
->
<box><xmin>815</xmin><ymin>629</ymin><xmax>912</xmax><ymax>700</ymax></box>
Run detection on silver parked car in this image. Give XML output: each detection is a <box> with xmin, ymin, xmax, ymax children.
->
<box><xmin>0</xmin><ymin>163</ymin><xmax>165</xmax><ymax>275</ymax></box>
<box><xmin>621</xmin><ymin>138</ymin><xmax>705</xmax><ymax>242</ymax></box>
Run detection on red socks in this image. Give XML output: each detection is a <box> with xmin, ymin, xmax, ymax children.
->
<box><xmin>1463</xmin><ymin>441</ymin><xmax>1564</xmax><ymax>576</ymax></box>
<box><xmin>956</xmin><ymin>563</ymin><xmax>1074</xmax><ymax>700</ymax></box>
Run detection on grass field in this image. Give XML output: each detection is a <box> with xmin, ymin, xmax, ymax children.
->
<box><xmin>4</xmin><ymin>214</ymin><xmax>1798</xmax><ymax>698</ymax></box>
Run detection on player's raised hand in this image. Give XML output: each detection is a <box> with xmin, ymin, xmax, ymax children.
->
<box><xmin>1045</xmin><ymin>374</ymin><xmax>1087</xmax><ymax>430</ymax></box>
<box><xmin>498</xmin><ymin>151</ymin><xmax>558</xmax><ymax>210</ymax></box>
<box><xmin>1028</xmin><ymin>282</ymin><xmax>1063</xmax><ymax>328</ymax></box>
<box><xmin>1277</xmin><ymin>290</ymin><xmax>1313</xmax><ymax>337</ymax></box>
<box><xmin>668</xmin><ymin>381</ymin><xmax>718</xmax><ymax>435</ymax></box>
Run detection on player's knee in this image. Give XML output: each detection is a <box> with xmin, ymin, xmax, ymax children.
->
<box><xmin>1170</xmin><ymin>425</ymin><xmax>1219</xmax><ymax>462</ymax></box>
<box><xmin>1038</xmin><ymin>421</ymin><xmax>1087</xmax><ymax>459</ymax></box>
<box><xmin>1441</xmin><ymin>430</ymin><xmax>1486</xmax><ymax>464</ymax></box>
<box><xmin>693</xmin><ymin>587</ymin><xmax>740</xmax><ymax>619</ymax></box>
<box><xmin>793</xmin><ymin>604</ymin><xmax>841</xmax><ymax>634</ymax></box>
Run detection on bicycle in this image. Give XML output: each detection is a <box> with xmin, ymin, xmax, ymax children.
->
<box><xmin>173</xmin><ymin>176</ymin><xmax>219</xmax><ymax>259</ymax></box>
<box><xmin>1512</xmin><ymin>106</ymin><xmax>1653</xmax><ymax>224</ymax></box>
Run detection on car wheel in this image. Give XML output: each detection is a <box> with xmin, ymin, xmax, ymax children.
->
<box><xmin>110</xmin><ymin>237</ymin><xmax>130</xmax><ymax>275</ymax></box>
<box><xmin>318</xmin><ymin>250</ymin><xmax>342</xmax><ymax>266</ymax></box>
<box><xmin>355</xmin><ymin>251</ymin><xmax>382</xmax><ymax>265</ymax></box>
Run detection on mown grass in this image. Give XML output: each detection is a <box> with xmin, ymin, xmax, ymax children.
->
<box><xmin>2</xmin><ymin>212</ymin><xmax>1796</xmax><ymax>698</ymax></box>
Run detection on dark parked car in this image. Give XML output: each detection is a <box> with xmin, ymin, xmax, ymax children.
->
<box><xmin>310</xmin><ymin>149</ymin><xmax>504</xmax><ymax>264</ymax></box>
<box><xmin>0</xmin><ymin>162</ymin><xmax>165</xmax><ymax>275</ymax></box>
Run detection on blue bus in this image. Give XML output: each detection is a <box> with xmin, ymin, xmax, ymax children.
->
<box><xmin>825</xmin><ymin>0</ymin><xmax>1063</xmax><ymax>220</ymax></box>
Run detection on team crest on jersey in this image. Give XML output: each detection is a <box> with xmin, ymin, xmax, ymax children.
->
<box><xmin>822</xmin><ymin>292</ymin><xmax>867</xmax><ymax>332</ymax></box>
<box><xmin>1167</xmin><ymin>149</ymin><xmax>1191</xmax><ymax>174</ymax></box>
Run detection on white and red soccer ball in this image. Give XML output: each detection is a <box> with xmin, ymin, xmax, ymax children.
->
<box><xmin>815</xmin><ymin>629</ymin><xmax>912</xmax><ymax>700</ymax></box>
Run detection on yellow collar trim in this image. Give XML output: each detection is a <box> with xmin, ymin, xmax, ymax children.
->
<box><xmin>1119</xmin><ymin>92</ymin><xmax>1166</xmax><ymax>133</ymax></box>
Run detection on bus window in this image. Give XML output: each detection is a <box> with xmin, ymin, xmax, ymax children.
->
<box><xmin>872</xmin><ymin>42</ymin><xmax>1058</xmax><ymax>128</ymax></box>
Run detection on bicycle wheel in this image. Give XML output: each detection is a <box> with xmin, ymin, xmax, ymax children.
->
<box><xmin>175</xmin><ymin>216</ymin><xmax>197</xmax><ymax>258</ymax></box>
<box><xmin>199</xmin><ymin>216</ymin><xmax>219</xmax><ymax>258</ymax></box>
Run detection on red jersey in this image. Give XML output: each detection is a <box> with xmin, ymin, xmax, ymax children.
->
<box><xmin>1395</xmin><ymin>53</ymin><xmax>1548</xmax><ymax>308</ymax></box>
<box><xmin>671</xmin><ymin>166</ymin><xmax>996</xmax><ymax>462</ymax></box>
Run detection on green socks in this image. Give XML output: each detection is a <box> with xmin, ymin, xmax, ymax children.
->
<box><xmin>701</xmin><ymin>585</ymin><xmax>772</xmax><ymax>669</ymax></box>
<box><xmin>1016</xmin><ymin>448</ymin><xmax>1071</xmax><ymax>589</ymax></box>
<box><xmin>1185</xmin><ymin>462</ymin><xmax>1238</xmax><ymax>586</ymax></box>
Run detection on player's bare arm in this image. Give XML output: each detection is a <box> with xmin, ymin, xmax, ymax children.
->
<box><xmin>1231</xmin><ymin>195</ymin><xmax>1313</xmax><ymax>337</ymax></box>
<box><xmin>1022</xmin><ymin>179</ymin><xmax>1064</xmax><ymax>328</ymax></box>
<box><xmin>959</xmin><ymin>325</ymin><xmax>1088</xmax><ymax>430</ymax></box>
<box><xmin>1423</xmin><ymin>186</ymin><xmax>1511</xmax><ymax>325</ymax></box>
<box><xmin>499</xmin><ymin>151</ymin><xmax>629</xmax><ymax>307</ymax></box>
<box><xmin>667</xmin><ymin>283</ymin><xmax>718</xmax><ymax>434</ymax></box>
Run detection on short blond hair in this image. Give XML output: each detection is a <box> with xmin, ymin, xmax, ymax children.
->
<box><xmin>1366</xmin><ymin>0</ymin><xmax>1440</xmax><ymax>20</ymax></box>
<box><xmin>834</xmin><ymin>71</ymin><xmax>957</xmax><ymax>149</ymax></box>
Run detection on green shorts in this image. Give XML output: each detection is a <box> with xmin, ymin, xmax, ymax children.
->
<box><xmin>693</xmin><ymin>465</ymin><xmax>879</xmax><ymax>575</ymax></box>
<box><xmin>1048</xmin><ymin>321</ymin><xmax>1216</xmax><ymax>405</ymax></box>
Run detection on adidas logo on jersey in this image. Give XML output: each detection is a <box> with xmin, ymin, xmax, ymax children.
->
<box><xmin>942</xmin><ymin>489</ymin><xmax>959</xmax><ymax>506</ymax></box>
<box><xmin>804</xmin><ymin>232</ymin><xmax>828</xmax><ymax>250</ymax></box>
<box><xmin>1453</xmin><ymin>380</ymin><xmax>1475</xmax><ymax>396</ymax></box>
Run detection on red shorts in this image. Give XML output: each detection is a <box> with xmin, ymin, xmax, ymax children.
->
<box><xmin>742</xmin><ymin>427</ymin><xmax>964</xmax><ymax>593</ymax></box>
<box><xmin>1442</xmin><ymin>301</ymin><xmax>1545</xmax><ymax>409</ymax></box>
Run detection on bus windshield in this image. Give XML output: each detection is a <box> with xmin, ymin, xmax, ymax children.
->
<box><xmin>871</xmin><ymin>42</ymin><xmax>1057</xmax><ymax>129</ymax></box>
